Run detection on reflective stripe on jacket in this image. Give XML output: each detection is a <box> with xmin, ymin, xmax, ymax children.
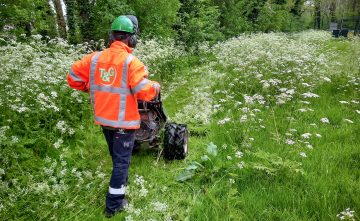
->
<box><xmin>67</xmin><ymin>41</ymin><xmax>160</xmax><ymax>129</ymax></box>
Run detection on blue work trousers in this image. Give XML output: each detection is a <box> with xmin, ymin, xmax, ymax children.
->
<box><xmin>102</xmin><ymin>127</ymin><xmax>135</xmax><ymax>213</ymax></box>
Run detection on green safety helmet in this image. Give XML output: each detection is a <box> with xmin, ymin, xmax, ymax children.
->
<box><xmin>111</xmin><ymin>16</ymin><xmax>135</xmax><ymax>34</ymax></box>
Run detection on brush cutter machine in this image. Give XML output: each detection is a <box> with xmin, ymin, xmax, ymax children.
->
<box><xmin>134</xmin><ymin>93</ymin><xmax>188</xmax><ymax>160</ymax></box>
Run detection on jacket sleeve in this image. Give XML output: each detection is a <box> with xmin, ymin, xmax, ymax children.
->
<box><xmin>128</xmin><ymin>57</ymin><xmax>160</xmax><ymax>101</ymax></box>
<box><xmin>66</xmin><ymin>52</ymin><xmax>96</xmax><ymax>92</ymax></box>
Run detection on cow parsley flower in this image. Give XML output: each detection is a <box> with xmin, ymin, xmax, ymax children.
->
<box><xmin>302</xmin><ymin>92</ymin><xmax>320</xmax><ymax>98</ymax></box>
<box><xmin>240</xmin><ymin>115</ymin><xmax>247</xmax><ymax>123</ymax></box>
<box><xmin>237</xmin><ymin>161</ymin><xmax>245</xmax><ymax>169</ymax></box>
<box><xmin>56</xmin><ymin>121</ymin><xmax>68</xmax><ymax>134</ymax></box>
<box><xmin>320</xmin><ymin>118</ymin><xmax>330</xmax><ymax>124</ymax></box>
<box><xmin>235</xmin><ymin>151</ymin><xmax>244</xmax><ymax>158</ymax></box>
<box><xmin>336</xmin><ymin>208</ymin><xmax>355</xmax><ymax>221</ymax></box>
<box><xmin>299</xmin><ymin>152</ymin><xmax>307</xmax><ymax>158</ymax></box>
<box><xmin>301</xmin><ymin>133</ymin><xmax>312</xmax><ymax>139</ymax></box>
<box><xmin>11</xmin><ymin>136</ymin><xmax>19</xmax><ymax>143</ymax></box>
<box><xmin>152</xmin><ymin>201</ymin><xmax>168</xmax><ymax>212</ymax></box>
<box><xmin>285</xmin><ymin>139</ymin><xmax>295</xmax><ymax>145</ymax></box>
<box><xmin>218</xmin><ymin>117</ymin><xmax>231</xmax><ymax>125</ymax></box>
<box><xmin>53</xmin><ymin>138</ymin><xmax>63</xmax><ymax>149</ymax></box>
<box><xmin>125</xmin><ymin>215</ymin><xmax>134</xmax><ymax>221</ymax></box>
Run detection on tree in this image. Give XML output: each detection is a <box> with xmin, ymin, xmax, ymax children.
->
<box><xmin>89</xmin><ymin>0</ymin><xmax>133</xmax><ymax>41</ymax></box>
<box><xmin>52</xmin><ymin>0</ymin><xmax>67</xmax><ymax>38</ymax></box>
<box><xmin>314</xmin><ymin>0</ymin><xmax>321</xmax><ymax>28</ymax></box>
<box><xmin>128</xmin><ymin>0</ymin><xmax>180</xmax><ymax>38</ymax></box>
<box><xmin>64</xmin><ymin>0</ymin><xmax>80</xmax><ymax>43</ymax></box>
<box><xmin>175</xmin><ymin>0</ymin><xmax>223</xmax><ymax>48</ymax></box>
<box><xmin>0</xmin><ymin>0</ymin><xmax>57</xmax><ymax>37</ymax></box>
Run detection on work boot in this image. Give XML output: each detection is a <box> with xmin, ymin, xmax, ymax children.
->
<box><xmin>104</xmin><ymin>199</ymin><xmax>129</xmax><ymax>218</ymax></box>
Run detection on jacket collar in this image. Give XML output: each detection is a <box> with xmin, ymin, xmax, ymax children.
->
<box><xmin>109</xmin><ymin>41</ymin><xmax>132</xmax><ymax>53</ymax></box>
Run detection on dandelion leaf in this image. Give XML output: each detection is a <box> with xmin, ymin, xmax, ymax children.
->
<box><xmin>207</xmin><ymin>142</ymin><xmax>218</xmax><ymax>156</ymax></box>
<box><xmin>176</xmin><ymin>170</ymin><xmax>195</xmax><ymax>182</ymax></box>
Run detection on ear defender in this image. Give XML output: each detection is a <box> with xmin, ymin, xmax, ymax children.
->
<box><xmin>128</xmin><ymin>34</ymin><xmax>137</xmax><ymax>48</ymax></box>
<box><xmin>108</xmin><ymin>32</ymin><xmax>115</xmax><ymax>46</ymax></box>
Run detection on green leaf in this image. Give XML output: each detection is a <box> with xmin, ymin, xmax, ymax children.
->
<box><xmin>176</xmin><ymin>170</ymin><xmax>195</xmax><ymax>182</ymax></box>
<box><xmin>207</xmin><ymin>142</ymin><xmax>218</xmax><ymax>156</ymax></box>
<box><xmin>201</xmin><ymin>155</ymin><xmax>210</xmax><ymax>161</ymax></box>
<box><xmin>186</xmin><ymin>164</ymin><xmax>198</xmax><ymax>170</ymax></box>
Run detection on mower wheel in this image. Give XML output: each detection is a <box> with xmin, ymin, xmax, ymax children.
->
<box><xmin>163</xmin><ymin>123</ymin><xmax>188</xmax><ymax>160</ymax></box>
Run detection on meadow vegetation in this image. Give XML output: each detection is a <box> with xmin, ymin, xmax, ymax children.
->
<box><xmin>0</xmin><ymin>31</ymin><xmax>359</xmax><ymax>220</ymax></box>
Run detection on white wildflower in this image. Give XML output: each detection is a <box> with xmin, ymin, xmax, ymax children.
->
<box><xmin>125</xmin><ymin>215</ymin><xmax>134</xmax><ymax>221</ymax></box>
<box><xmin>320</xmin><ymin>118</ymin><xmax>330</xmax><ymax>124</ymax></box>
<box><xmin>301</xmin><ymin>133</ymin><xmax>312</xmax><ymax>139</ymax></box>
<box><xmin>152</xmin><ymin>201</ymin><xmax>168</xmax><ymax>212</ymax></box>
<box><xmin>285</xmin><ymin>139</ymin><xmax>295</xmax><ymax>145</ymax></box>
<box><xmin>229</xmin><ymin>178</ymin><xmax>235</xmax><ymax>184</ymax></box>
<box><xmin>218</xmin><ymin>117</ymin><xmax>231</xmax><ymax>125</ymax></box>
<box><xmin>235</xmin><ymin>151</ymin><xmax>243</xmax><ymax>158</ymax></box>
<box><xmin>237</xmin><ymin>161</ymin><xmax>245</xmax><ymax>169</ymax></box>
<box><xmin>315</xmin><ymin>133</ymin><xmax>322</xmax><ymax>138</ymax></box>
<box><xmin>226</xmin><ymin>156</ymin><xmax>232</xmax><ymax>160</ymax></box>
<box><xmin>339</xmin><ymin>101</ymin><xmax>349</xmax><ymax>104</ymax></box>
<box><xmin>0</xmin><ymin>168</ymin><xmax>5</xmax><ymax>176</ymax></box>
<box><xmin>139</xmin><ymin>187</ymin><xmax>148</xmax><ymax>197</ymax></box>
<box><xmin>135</xmin><ymin>174</ymin><xmax>145</xmax><ymax>186</ymax></box>
<box><xmin>302</xmin><ymin>92</ymin><xmax>320</xmax><ymax>98</ymax></box>
<box><xmin>50</xmin><ymin>91</ymin><xmax>58</xmax><ymax>98</ymax></box>
<box><xmin>56</xmin><ymin>121</ymin><xmax>68</xmax><ymax>134</ymax></box>
<box><xmin>213</xmin><ymin>104</ymin><xmax>221</xmax><ymax>109</ymax></box>
<box><xmin>68</xmin><ymin>128</ymin><xmax>75</xmax><ymax>135</ymax></box>
<box><xmin>53</xmin><ymin>138</ymin><xmax>63</xmax><ymax>149</ymax></box>
<box><xmin>240</xmin><ymin>115</ymin><xmax>247</xmax><ymax>123</ymax></box>
<box><xmin>11</xmin><ymin>136</ymin><xmax>19</xmax><ymax>143</ymax></box>
<box><xmin>336</xmin><ymin>208</ymin><xmax>355</xmax><ymax>221</ymax></box>
<box><xmin>299</xmin><ymin>152</ymin><xmax>307</xmax><ymax>158</ymax></box>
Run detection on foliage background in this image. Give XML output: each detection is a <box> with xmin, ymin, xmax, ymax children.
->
<box><xmin>1</xmin><ymin>0</ymin><xmax>359</xmax><ymax>45</ymax></box>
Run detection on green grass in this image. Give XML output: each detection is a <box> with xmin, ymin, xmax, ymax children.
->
<box><xmin>1</xmin><ymin>33</ymin><xmax>359</xmax><ymax>221</ymax></box>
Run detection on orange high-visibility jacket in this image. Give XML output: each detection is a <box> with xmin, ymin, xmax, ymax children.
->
<box><xmin>67</xmin><ymin>41</ymin><xmax>160</xmax><ymax>129</ymax></box>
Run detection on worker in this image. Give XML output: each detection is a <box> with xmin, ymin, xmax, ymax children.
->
<box><xmin>66</xmin><ymin>15</ymin><xmax>160</xmax><ymax>218</ymax></box>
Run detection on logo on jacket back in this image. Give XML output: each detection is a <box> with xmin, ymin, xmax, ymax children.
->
<box><xmin>99</xmin><ymin>67</ymin><xmax>117</xmax><ymax>85</ymax></box>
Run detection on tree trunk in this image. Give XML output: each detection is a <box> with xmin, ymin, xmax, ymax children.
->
<box><xmin>314</xmin><ymin>0</ymin><xmax>321</xmax><ymax>29</ymax></box>
<box><xmin>64</xmin><ymin>0</ymin><xmax>79</xmax><ymax>43</ymax></box>
<box><xmin>291</xmin><ymin>0</ymin><xmax>303</xmax><ymax>16</ymax></box>
<box><xmin>329</xmin><ymin>0</ymin><xmax>336</xmax><ymax>22</ymax></box>
<box><xmin>53</xmin><ymin>0</ymin><xmax>67</xmax><ymax>38</ymax></box>
<box><xmin>76</xmin><ymin>0</ymin><xmax>92</xmax><ymax>41</ymax></box>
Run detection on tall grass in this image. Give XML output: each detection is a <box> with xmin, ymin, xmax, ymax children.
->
<box><xmin>0</xmin><ymin>31</ymin><xmax>359</xmax><ymax>221</ymax></box>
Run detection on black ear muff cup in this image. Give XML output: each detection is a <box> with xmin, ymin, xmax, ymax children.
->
<box><xmin>128</xmin><ymin>34</ymin><xmax>137</xmax><ymax>48</ymax></box>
